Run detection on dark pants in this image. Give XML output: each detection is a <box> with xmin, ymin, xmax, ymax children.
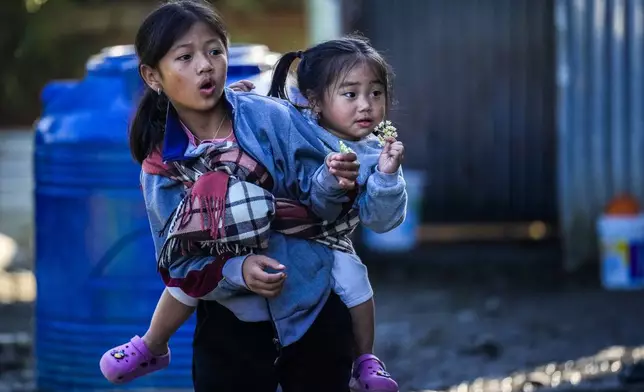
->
<box><xmin>192</xmin><ymin>293</ymin><xmax>354</xmax><ymax>392</ymax></box>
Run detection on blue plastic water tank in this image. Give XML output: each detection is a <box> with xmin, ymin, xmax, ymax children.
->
<box><xmin>34</xmin><ymin>44</ymin><xmax>277</xmax><ymax>391</ymax></box>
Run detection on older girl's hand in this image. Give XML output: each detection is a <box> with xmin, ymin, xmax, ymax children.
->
<box><xmin>326</xmin><ymin>152</ymin><xmax>360</xmax><ymax>190</ymax></box>
<box><xmin>242</xmin><ymin>255</ymin><xmax>286</xmax><ymax>298</ymax></box>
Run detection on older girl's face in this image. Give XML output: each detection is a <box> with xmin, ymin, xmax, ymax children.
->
<box><xmin>141</xmin><ymin>22</ymin><xmax>228</xmax><ymax>113</ymax></box>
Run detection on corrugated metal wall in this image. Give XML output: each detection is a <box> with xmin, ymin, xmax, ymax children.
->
<box><xmin>346</xmin><ymin>0</ymin><xmax>557</xmax><ymax>224</ymax></box>
<box><xmin>556</xmin><ymin>0</ymin><xmax>644</xmax><ymax>269</ymax></box>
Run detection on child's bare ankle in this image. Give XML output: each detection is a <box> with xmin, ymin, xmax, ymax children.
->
<box><xmin>141</xmin><ymin>334</ymin><xmax>169</xmax><ymax>356</ymax></box>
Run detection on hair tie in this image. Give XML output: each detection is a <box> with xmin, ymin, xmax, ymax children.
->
<box><xmin>295</xmin><ymin>50</ymin><xmax>303</xmax><ymax>58</ymax></box>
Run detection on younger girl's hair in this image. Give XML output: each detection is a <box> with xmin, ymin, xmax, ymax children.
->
<box><xmin>129</xmin><ymin>0</ymin><xmax>229</xmax><ymax>164</ymax></box>
<box><xmin>267</xmin><ymin>34</ymin><xmax>393</xmax><ymax>108</ymax></box>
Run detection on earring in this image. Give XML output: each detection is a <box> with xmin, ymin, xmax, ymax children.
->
<box><xmin>157</xmin><ymin>87</ymin><xmax>162</xmax><ymax>95</ymax></box>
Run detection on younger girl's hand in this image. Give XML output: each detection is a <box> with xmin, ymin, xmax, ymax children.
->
<box><xmin>326</xmin><ymin>152</ymin><xmax>360</xmax><ymax>190</ymax></box>
<box><xmin>229</xmin><ymin>80</ymin><xmax>255</xmax><ymax>92</ymax></box>
<box><xmin>377</xmin><ymin>137</ymin><xmax>405</xmax><ymax>174</ymax></box>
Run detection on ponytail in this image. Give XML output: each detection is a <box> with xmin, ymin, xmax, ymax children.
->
<box><xmin>129</xmin><ymin>87</ymin><xmax>168</xmax><ymax>164</ymax></box>
<box><xmin>267</xmin><ymin>51</ymin><xmax>301</xmax><ymax>100</ymax></box>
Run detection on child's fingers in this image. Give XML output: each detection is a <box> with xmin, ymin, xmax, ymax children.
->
<box><xmin>329</xmin><ymin>159</ymin><xmax>359</xmax><ymax>172</ymax></box>
<box><xmin>241</xmin><ymin>80</ymin><xmax>256</xmax><ymax>89</ymax></box>
<box><xmin>331</xmin><ymin>152</ymin><xmax>358</xmax><ymax>162</ymax></box>
<box><xmin>389</xmin><ymin>143</ymin><xmax>405</xmax><ymax>155</ymax></box>
<box><xmin>383</xmin><ymin>136</ymin><xmax>397</xmax><ymax>143</ymax></box>
<box><xmin>381</xmin><ymin>140</ymin><xmax>392</xmax><ymax>154</ymax></box>
<box><xmin>229</xmin><ymin>80</ymin><xmax>255</xmax><ymax>92</ymax></box>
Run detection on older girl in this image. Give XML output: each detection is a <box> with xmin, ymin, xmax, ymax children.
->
<box><xmin>100</xmin><ymin>1</ymin><xmax>359</xmax><ymax>391</ymax></box>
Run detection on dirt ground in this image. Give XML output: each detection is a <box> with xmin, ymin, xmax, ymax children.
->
<box><xmin>1</xmin><ymin>253</ymin><xmax>644</xmax><ymax>392</ymax></box>
<box><xmin>368</xmin><ymin>263</ymin><xmax>644</xmax><ymax>392</ymax></box>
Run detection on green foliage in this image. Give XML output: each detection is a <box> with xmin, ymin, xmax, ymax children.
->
<box><xmin>0</xmin><ymin>0</ymin><xmax>304</xmax><ymax>126</ymax></box>
<box><xmin>0</xmin><ymin>0</ymin><xmax>136</xmax><ymax>125</ymax></box>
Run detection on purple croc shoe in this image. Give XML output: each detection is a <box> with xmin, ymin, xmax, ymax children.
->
<box><xmin>349</xmin><ymin>354</ymin><xmax>399</xmax><ymax>392</ymax></box>
<box><xmin>99</xmin><ymin>335</ymin><xmax>170</xmax><ymax>384</ymax></box>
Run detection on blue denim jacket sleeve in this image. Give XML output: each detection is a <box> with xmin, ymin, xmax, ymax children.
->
<box><xmin>312</xmin><ymin>163</ymin><xmax>407</xmax><ymax>232</ymax></box>
<box><xmin>233</xmin><ymin>97</ymin><xmax>354</xmax><ymax>214</ymax></box>
<box><xmin>281</xmin><ymin>106</ymin><xmax>355</xmax><ymax>219</ymax></box>
<box><xmin>140</xmin><ymin>171</ymin><xmax>250</xmax><ymax>298</ymax></box>
<box><xmin>357</xmin><ymin>166</ymin><xmax>407</xmax><ymax>233</ymax></box>
<box><xmin>308</xmin><ymin>161</ymin><xmax>352</xmax><ymax>221</ymax></box>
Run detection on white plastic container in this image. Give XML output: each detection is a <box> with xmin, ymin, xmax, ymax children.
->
<box><xmin>596</xmin><ymin>213</ymin><xmax>644</xmax><ymax>290</ymax></box>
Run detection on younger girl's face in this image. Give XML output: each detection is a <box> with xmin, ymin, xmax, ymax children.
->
<box><xmin>141</xmin><ymin>22</ymin><xmax>228</xmax><ymax>114</ymax></box>
<box><xmin>316</xmin><ymin>62</ymin><xmax>386</xmax><ymax>141</ymax></box>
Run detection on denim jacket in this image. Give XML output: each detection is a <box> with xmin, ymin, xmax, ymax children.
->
<box><xmin>142</xmin><ymin>88</ymin><xmax>403</xmax><ymax>346</ymax></box>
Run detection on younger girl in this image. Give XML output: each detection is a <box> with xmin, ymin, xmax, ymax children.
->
<box><xmin>268</xmin><ymin>35</ymin><xmax>406</xmax><ymax>392</ymax></box>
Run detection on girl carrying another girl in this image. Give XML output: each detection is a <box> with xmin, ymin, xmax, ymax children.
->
<box><xmin>100</xmin><ymin>1</ymin><xmax>405</xmax><ymax>391</ymax></box>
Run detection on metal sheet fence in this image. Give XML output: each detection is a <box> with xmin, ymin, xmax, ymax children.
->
<box><xmin>347</xmin><ymin>0</ymin><xmax>558</xmax><ymax>224</ymax></box>
<box><xmin>556</xmin><ymin>0</ymin><xmax>644</xmax><ymax>269</ymax></box>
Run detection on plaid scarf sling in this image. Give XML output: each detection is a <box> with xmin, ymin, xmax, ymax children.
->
<box><xmin>142</xmin><ymin>140</ymin><xmax>358</xmax><ymax>270</ymax></box>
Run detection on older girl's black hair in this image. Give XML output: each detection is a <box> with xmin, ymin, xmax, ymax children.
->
<box><xmin>267</xmin><ymin>34</ymin><xmax>393</xmax><ymax>109</ymax></box>
<box><xmin>129</xmin><ymin>0</ymin><xmax>229</xmax><ymax>164</ymax></box>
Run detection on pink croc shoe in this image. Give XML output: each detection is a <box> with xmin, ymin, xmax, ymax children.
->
<box><xmin>349</xmin><ymin>354</ymin><xmax>399</xmax><ymax>392</ymax></box>
<box><xmin>99</xmin><ymin>335</ymin><xmax>170</xmax><ymax>384</ymax></box>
